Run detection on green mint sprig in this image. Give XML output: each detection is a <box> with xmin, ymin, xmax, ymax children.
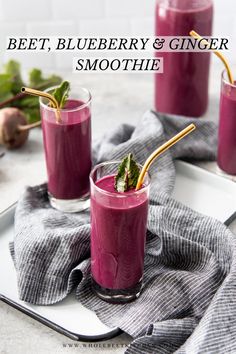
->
<box><xmin>114</xmin><ymin>153</ymin><xmax>140</xmax><ymax>192</ymax></box>
<box><xmin>52</xmin><ymin>81</ymin><xmax>70</xmax><ymax>109</ymax></box>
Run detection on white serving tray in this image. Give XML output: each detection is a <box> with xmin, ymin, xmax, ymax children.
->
<box><xmin>0</xmin><ymin>161</ymin><xmax>236</xmax><ymax>341</ymax></box>
<box><xmin>173</xmin><ymin>161</ymin><xmax>236</xmax><ymax>224</ymax></box>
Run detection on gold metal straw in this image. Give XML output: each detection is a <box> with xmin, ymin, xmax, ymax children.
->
<box><xmin>190</xmin><ymin>30</ymin><xmax>234</xmax><ymax>84</ymax></box>
<box><xmin>136</xmin><ymin>124</ymin><xmax>196</xmax><ymax>190</ymax></box>
<box><xmin>21</xmin><ymin>87</ymin><xmax>61</xmax><ymax>123</ymax></box>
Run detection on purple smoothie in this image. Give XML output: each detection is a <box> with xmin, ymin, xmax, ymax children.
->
<box><xmin>91</xmin><ymin>175</ymin><xmax>149</xmax><ymax>290</ymax></box>
<box><xmin>155</xmin><ymin>0</ymin><xmax>213</xmax><ymax>117</ymax></box>
<box><xmin>217</xmin><ymin>80</ymin><xmax>236</xmax><ymax>174</ymax></box>
<box><xmin>41</xmin><ymin>99</ymin><xmax>91</xmax><ymax>200</ymax></box>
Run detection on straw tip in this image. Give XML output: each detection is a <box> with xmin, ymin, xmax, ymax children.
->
<box><xmin>21</xmin><ymin>87</ymin><xmax>26</xmax><ymax>92</ymax></box>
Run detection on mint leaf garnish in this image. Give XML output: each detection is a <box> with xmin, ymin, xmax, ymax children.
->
<box><xmin>115</xmin><ymin>153</ymin><xmax>140</xmax><ymax>192</ymax></box>
<box><xmin>52</xmin><ymin>81</ymin><xmax>70</xmax><ymax>108</ymax></box>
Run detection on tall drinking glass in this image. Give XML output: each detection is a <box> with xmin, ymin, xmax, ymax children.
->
<box><xmin>90</xmin><ymin>161</ymin><xmax>150</xmax><ymax>303</ymax></box>
<box><xmin>155</xmin><ymin>0</ymin><xmax>213</xmax><ymax>117</ymax></box>
<box><xmin>217</xmin><ymin>70</ymin><xmax>236</xmax><ymax>175</ymax></box>
<box><xmin>40</xmin><ymin>86</ymin><xmax>92</xmax><ymax>212</ymax></box>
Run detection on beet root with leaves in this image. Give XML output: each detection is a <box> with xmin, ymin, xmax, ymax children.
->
<box><xmin>0</xmin><ymin>60</ymin><xmax>64</xmax><ymax>149</ymax></box>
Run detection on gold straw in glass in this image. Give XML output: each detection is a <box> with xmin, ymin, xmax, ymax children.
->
<box><xmin>136</xmin><ymin>124</ymin><xmax>196</xmax><ymax>190</ymax></box>
<box><xmin>21</xmin><ymin>87</ymin><xmax>61</xmax><ymax>123</ymax></box>
<box><xmin>190</xmin><ymin>30</ymin><xmax>234</xmax><ymax>84</ymax></box>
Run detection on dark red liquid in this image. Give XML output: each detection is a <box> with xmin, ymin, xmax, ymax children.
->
<box><xmin>155</xmin><ymin>0</ymin><xmax>213</xmax><ymax>117</ymax></box>
<box><xmin>217</xmin><ymin>83</ymin><xmax>236</xmax><ymax>174</ymax></box>
<box><xmin>41</xmin><ymin>99</ymin><xmax>91</xmax><ymax>199</ymax></box>
<box><xmin>91</xmin><ymin>175</ymin><xmax>148</xmax><ymax>290</ymax></box>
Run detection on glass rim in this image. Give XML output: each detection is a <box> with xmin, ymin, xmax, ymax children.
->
<box><xmin>222</xmin><ymin>69</ymin><xmax>236</xmax><ymax>89</ymax></box>
<box><xmin>90</xmin><ymin>160</ymin><xmax>151</xmax><ymax>198</ymax></box>
<box><xmin>157</xmin><ymin>0</ymin><xmax>213</xmax><ymax>13</ymax></box>
<box><xmin>39</xmin><ymin>85</ymin><xmax>92</xmax><ymax>113</ymax></box>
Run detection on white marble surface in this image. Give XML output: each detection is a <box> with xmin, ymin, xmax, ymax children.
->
<box><xmin>1</xmin><ymin>69</ymin><xmax>236</xmax><ymax>354</ymax></box>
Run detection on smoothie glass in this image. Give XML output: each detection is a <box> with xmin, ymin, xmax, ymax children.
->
<box><xmin>90</xmin><ymin>161</ymin><xmax>150</xmax><ymax>303</ymax></box>
<box><xmin>155</xmin><ymin>0</ymin><xmax>213</xmax><ymax>117</ymax></box>
<box><xmin>40</xmin><ymin>86</ymin><xmax>92</xmax><ymax>212</ymax></box>
<box><xmin>217</xmin><ymin>70</ymin><xmax>236</xmax><ymax>175</ymax></box>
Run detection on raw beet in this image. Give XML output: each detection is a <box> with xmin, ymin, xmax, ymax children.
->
<box><xmin>0</xmin><ymin>107</ymin><xmax>29</xmax><ymax>149</ymax></box>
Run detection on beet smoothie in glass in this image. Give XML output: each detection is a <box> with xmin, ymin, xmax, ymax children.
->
<box><xmin>217</xmin><ymin>70</ymin><xmax>236</xmax><ymax>175</ymax></box>
<box><xmin>40</xmin><ymin>86</ymin><xmax>92</xmax><ymax>212</ymax></box>
<box><xmin>155</xmin><ymin>0</ymin><xmax>213</xmax><ymax>117</ymax></box>
<box><xmin>90</xmin><ymin>161</ymin><xmax>150</xmax><ymax>303</ymax></box>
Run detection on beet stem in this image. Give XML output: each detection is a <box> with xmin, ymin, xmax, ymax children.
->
<box><xmin>0</xmin><ymin>92</ymin><xmax>26</xmax><ymax>108</ymax></box>
<box><xmin>18</xmin><ymin>120</ymin><xmax>41</xmax><ymax>132</ymax></box>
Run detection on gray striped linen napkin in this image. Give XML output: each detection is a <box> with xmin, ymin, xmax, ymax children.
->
<box><xmin>10</xmin><ymin>110</ymin><xmax>236</xmax><ymax>353</ymax></box>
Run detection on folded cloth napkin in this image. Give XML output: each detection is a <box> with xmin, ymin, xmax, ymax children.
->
<box><xmin>10</xmin><ymin>111</ymin><xmax>236</xmax><ymax>353</ymax></box>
